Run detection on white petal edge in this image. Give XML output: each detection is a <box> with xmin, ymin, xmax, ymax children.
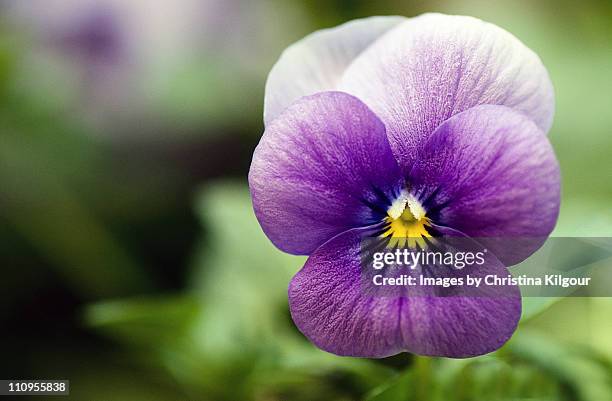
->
<box><xmin>263</xmin><ymin>15</ymin><xmax>406</xmax><ymax>126</ymax></box>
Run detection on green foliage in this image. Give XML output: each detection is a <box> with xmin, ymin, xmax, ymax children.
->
<box><xmin>84</xmin><ymin>295</ymin><xmax>199</xmax><ymax>348</ymax></box>
<box><xmin>85</xmin><ymin>183</ymin><xmax>394</xmax><ymax>400</ymax></box>
<box><xmin>82</xmin><ymin>183</ymin><xmax>612</xmax><ymax>401</ymax></box>
<box><xmin>364</xmin><ymin>334</ymin><xmax>612</xmax><ymax>401</ymax></box>
<box><xmin>521</xmin><ymin>298</ymin><xmax>561</xmax><ymax>321</ymax></box>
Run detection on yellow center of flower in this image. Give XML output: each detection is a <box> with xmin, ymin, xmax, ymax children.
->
<box><xmin>383</xmin><ymin>191</ymin><xmax>432</xmax><ymax>248</ymax></box>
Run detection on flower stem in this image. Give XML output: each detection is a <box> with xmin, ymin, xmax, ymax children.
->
<box><xmin>415</xmin><ymin>356</ymin><xmax>432</xmax><ymax>400</ymax></box>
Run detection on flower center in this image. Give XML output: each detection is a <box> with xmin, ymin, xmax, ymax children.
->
<box><xmin>383</xmin><ymin>190</ymin><xmax>431</xmax><ymax>248</ymax></box>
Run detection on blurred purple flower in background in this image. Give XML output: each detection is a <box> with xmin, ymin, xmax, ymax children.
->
<box><xmin>3</xmin><ymin>0</ymin><xmax>307</xmax><ymax>137</ymax></box>
<box><xmin>249</xmin><ymin>14</ymin><xmax>560</xmax><ymax>358</ymax></box>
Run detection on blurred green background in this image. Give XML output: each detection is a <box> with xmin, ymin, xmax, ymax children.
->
<box><xmin>1</xmin><ymin>0</ymin><xmax>611</xmax><ymax>400</ymax></box>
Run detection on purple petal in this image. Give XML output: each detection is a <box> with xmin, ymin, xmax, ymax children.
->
<box><xmin>264</xmin><ymin>16</ymin><xmax>406</xmax><ymax>125</ymax></box>
<box><xmin>410</xmin><ymin>105</ymin><xmax>560</xmax><ymax>265</ymax></box>
<box><xmin>289</xmin><ymin>227</ymin><xmax>521</xmax><ymax>358</ymax></box>
<box><xmin>339</xmin><ymin>13</ymin><xmax>555</xmax><ymax>173</ymax></box>
<box><xmin>249</xmin><ymin>92</ymin><xmax>403</xmax><ymax>255</ymax></box>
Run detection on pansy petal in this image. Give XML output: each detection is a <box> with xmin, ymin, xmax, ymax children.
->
<box><xmin>249</xmin><ymin>91</ymin><xmax>403</xmax><ymax>255</ymax></box>
<box><xmin>289</xmin><ymin>226</ymin><xmax>521</xmax><ymax>358</ymax></box>
<box><xmin>410</xmin><ymin>105</ymin><xmax>560</xmax><ymax>265</ymax></box>
<box><xmin>264</xmin><ymin>16</ymin><xmax>406</xmax><ymax>126</ymax></box>
<box><xmin>339</xmin><ymin>13</ymin><xmax>555</xmax><ymax>172</ymax></box>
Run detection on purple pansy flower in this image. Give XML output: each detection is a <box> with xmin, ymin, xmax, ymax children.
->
<box><xmin>249</xmin><ymin>14</ymin><xmax>560</xmax><ymax>358</ymax></box>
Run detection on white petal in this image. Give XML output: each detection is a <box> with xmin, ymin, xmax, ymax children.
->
<box><xmin>339</xmin><ymin>13</ymin><xmax>555</xmax><ymax>172</ymax></box>
<box><xmin>263</xmin><ymin>16</ymin><xmax>406</xmax><ymax>125</ymax></box>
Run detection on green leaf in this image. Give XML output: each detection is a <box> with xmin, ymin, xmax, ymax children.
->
<box><xmin>365</xmin><ymin>371</ymin><xmax>414</xmax><ymax>401</ymax></box>
<box><xmin>508</xmin><ymin>330</ymin><xmax>612</xmax><ymax>401</ymax></box>
<box><xmin>189</xmin><ymin>181</ymin><xmax>305</xmax><ymax>356</ymax></box>
<box><xmin>84</xmin><ymin>295</ymin><xmax>199</xmax><ymax>348</ymax></box>
<box><xmin>520</xmin><ymin>297</ymin><xmax>561</xmax><ymax>321</ymax></box>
